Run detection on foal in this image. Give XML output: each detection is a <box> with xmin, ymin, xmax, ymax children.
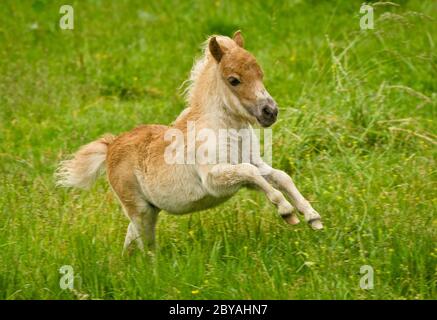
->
<box><xmin>57</xmin><ymin>31</ymin><xmax>323</xmax><ymax>253</ymax></box>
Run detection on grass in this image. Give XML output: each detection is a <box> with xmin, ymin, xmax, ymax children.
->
<box><xmin>0</xmin><ymin>0</ymin><xmax>436</xmax><ymax>299</ymax></box>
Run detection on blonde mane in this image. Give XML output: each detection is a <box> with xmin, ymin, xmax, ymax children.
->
<box><xmin>182</xmin><ymin>36</ymin><xmax>237</xmax><ymax>105</ymax></box>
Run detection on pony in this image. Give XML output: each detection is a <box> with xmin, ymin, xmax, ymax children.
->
<box><xmin>56</xmin><ymin>31</ymin><xmax>323</xmax><ymax>253</ymax></box>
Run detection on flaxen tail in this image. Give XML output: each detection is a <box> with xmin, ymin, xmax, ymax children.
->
<box><xmin>55</xmin><ymin>134</ymin><xmax>116</xmax><ymax>189</ymax></box>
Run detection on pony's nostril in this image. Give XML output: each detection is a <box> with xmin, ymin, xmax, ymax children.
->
<box><xmin>262</xmin><ymin>106</ymin><xmax>277</xmax><ymax>119</ymax></box>
<box><xmin>262</xmin><ymin>106</ymin><xmax>273</xmax><ymax>117</ymax></box>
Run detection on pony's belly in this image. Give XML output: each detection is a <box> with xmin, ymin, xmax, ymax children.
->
<box><xmin>136</xmin><ymin>166</ymin><xmax>236</xmax><ymax>214</ymax></box>
<box><xmin>163</xmin><ymin>194</ymin><xmax>233</xmax><ymax>215</ymax></box>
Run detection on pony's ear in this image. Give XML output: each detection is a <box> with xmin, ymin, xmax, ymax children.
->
<box><xmin>209</xmin><ymin>37</ymin><xmax>224</xmax><ymax>62</ymax></box>
<box><xmin>233</xmin><ymin>30</ymin><xmax>244</xmax><ymax>48</ymax></box>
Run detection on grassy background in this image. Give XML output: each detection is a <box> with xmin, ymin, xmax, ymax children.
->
<box><xmin>0</xmin><ymin>0</ymin><xmax>436</xmax><ymax>299</ymax></box>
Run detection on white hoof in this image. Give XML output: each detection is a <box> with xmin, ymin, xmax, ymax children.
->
<box><xmin>282</xmin><ymin>214</ymin><xmax>300</xmax><ymax>225</ymax></box>
<box><xmin>309</xmin><ymin>218</ymin><xmax>323</xmax><ymax>230</ymax></box>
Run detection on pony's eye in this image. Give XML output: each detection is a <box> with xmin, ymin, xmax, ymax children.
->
<box><xmin>228</xmin><ymin>77</ymin><xmax>241</xmax><ymax>86</ymax></box>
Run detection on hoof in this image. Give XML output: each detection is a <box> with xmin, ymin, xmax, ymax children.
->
<box><xmin>309</xmin><ymin>218</ymin><xmax>323</xmax><ymax>230</ymax></box>
<box><xmin>282</xmin><ymin>214</ymin><xmax>300</xmax><ymax>225</ymax></box>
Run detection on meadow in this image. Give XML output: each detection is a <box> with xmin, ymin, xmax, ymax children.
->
<box><xmin>0</xmin><ymin>0</ymin><xmax>435</xmax><ymax>299</ymax></box>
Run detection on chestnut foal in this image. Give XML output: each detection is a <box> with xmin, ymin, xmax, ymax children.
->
<box><xmin>56</xmin><ymin>31</ymin><xmax>323</xmax><ymax>253</ymax></box>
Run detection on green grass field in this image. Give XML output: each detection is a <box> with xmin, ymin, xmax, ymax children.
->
<box><xmin>0</xmin><ymin>0</ymin><xmax>436</xmax><ymax>299</ymax></box>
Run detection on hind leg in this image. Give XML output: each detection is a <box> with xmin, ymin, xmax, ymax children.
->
<box><xmin>108</xmin><ymin>163</ymin><xmax>160</xmax><ymax>254</ymax></box>
<box><xmin>123</xmin><ymin>222</ymin><xmax>138</xmax><ymax>254</ymax></box>
<box><xmin>121</xmin><ymin>200</ymin><xmax>159</xmax><ymax>254</ymax></box>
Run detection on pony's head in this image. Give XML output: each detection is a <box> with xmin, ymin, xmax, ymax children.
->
<box><xmin>208</xmin><ymin>31</ymin><xmax>278</xmax><ymax>127</ymax></box>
